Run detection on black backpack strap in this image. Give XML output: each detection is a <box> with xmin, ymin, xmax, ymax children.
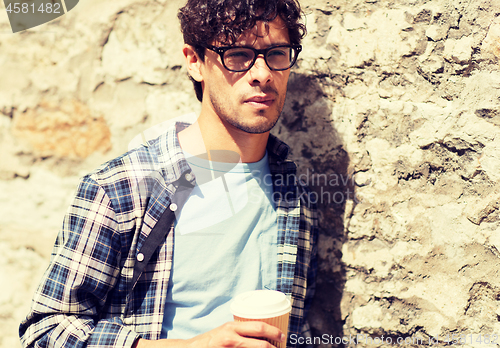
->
<box><xmin>131</xmin><ymin>171</ymin><xmax>195</xmax><ymax>289</ymax></box>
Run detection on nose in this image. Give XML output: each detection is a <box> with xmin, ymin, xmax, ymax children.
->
<box><xmin>248</xmin><ymin>55</ymin><xmax>272</xmax><ymax>84</ymax></box>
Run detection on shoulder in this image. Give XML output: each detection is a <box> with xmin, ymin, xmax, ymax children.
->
<box><xmin>87</xmin><ymin>143</ymin><xmax>158</xmax><ymax>186</ymax></box>
<box><xmin>267</xmin><ymin>134</ymin><xmax>317</xmax><ymax>211</ymax></box>
<box><xmin>76</xmin><ymin>136</ymin><xmax>168</xmax><ymax>216</ymax></box>
<box><xmin>87</xmin><ymin>119</ymin><xmax>187</xmax><ymax>185</ymax></box>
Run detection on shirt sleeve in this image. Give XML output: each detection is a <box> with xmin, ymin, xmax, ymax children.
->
<box><xmin>303</xmin><ymin>215</ymin><xmax>318</xmax><ymax>320</ymax></box>
<box><xmin>285</xmin><ymin>180</ymin><xmax>319</xmax><ymax>347</ymax></box>
<box><xmin>19</xmin><ymin>175</ymin><xmax>140</xmax><ymax>348</ymax></box>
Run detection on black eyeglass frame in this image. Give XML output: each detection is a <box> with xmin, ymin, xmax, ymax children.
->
<box><xmin>204</xmin><ymin>44</ymin><xmax>302</xmax><ymax>72</ymax></box>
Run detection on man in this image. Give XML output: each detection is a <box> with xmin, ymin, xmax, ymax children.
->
<box><xmin>19</xmin><ymin>0</ymin><xmax>318</xmax><ymax>347</ymax></box>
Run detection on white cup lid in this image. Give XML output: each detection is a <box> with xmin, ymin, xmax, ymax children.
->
<box><xmin>230</xmin><ymin>290</ymin><xmax>291</xmax><ymax>319</ymax></box>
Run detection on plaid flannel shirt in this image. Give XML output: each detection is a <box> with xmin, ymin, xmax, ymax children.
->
<box><xmin>20</xmin><ymin>122</ymin><xmax>318</xmax><ymax>348</ymax></box>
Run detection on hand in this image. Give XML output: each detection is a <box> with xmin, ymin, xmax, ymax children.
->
<box><xmin>186</xmin><ymin>321</ymin><xmax>285</xmax><ymax>348</ymax></box>
<box><xmin>133</xmin><ymin>321</ymin><xmax>285</xmax><ymax>348</ymax></box>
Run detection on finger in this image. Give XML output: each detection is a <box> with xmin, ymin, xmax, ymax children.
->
<box><xmin>232</xmin><ymin>321</ymin><xmax>285</xmax><ymax>343</ymax></box>
<box><xmin>240</xmin><ymin>336</ymin><xmax>279</xmax><ymax>348</ymax></box>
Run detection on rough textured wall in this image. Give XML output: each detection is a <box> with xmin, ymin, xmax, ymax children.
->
<box><xmin>1</xmin><ymin>0</ymin><xmax>499</xmax><ymax>347</ymax></box>
<box><xmin>293</xmin><ymin>0</ymin><xmax>500</xmax><ymax>346</ymax></box>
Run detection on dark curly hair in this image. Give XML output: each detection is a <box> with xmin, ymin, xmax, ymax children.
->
<box><xmin>178</xmin><ymin>0</ymin><xmax>306</xmax><ymax>101</ymax></box>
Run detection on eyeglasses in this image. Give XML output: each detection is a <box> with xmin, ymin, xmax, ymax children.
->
<box><xmin>205</xmin><ymin>44</ymin><xmax>302</xmax><ymax>72</ymax></box>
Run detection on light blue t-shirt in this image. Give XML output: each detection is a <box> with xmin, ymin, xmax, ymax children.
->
<box><xmin>160</xmin><ymin>151</ymin><xmax>278</xmax><ymax>339</ymax></box>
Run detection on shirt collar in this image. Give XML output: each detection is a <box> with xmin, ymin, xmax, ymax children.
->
<box><xmin>148</xmin><ymin>121</ymin><xmax>194</xmax><ymax>187</ymax></box>
<box><xmin>267</xmin><ymin>133</ymin><xmax>291</xmax><ymax>165</ymax></box>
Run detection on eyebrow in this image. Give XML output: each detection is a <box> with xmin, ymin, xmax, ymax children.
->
<box><xmin>226</xmin><ymin>42</ymin><xmax>292</xmax><ymax>48</ymax></box>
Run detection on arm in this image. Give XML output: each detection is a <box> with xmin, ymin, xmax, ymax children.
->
<box><xmin>19</xmin><ymin>175</ymin><xmax>139</xmax><ymax>348</ymax></box>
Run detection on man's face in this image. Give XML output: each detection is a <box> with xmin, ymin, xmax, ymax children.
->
<box><xmin>198</xmin><ymin>17</ymin><xmax>292</xmax><ymax>134</ymax></box>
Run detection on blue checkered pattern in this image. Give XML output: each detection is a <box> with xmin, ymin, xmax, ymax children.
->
<box><xmin>19</xmin><ymin>122</ymin><xmax>318</xmax><ymax>348</ymax></box>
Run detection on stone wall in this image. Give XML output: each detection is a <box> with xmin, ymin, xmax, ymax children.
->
<box><xmin>0</xmin><ymin>0</ymin><xmax>499</xmax><ymax>347</ymax></box>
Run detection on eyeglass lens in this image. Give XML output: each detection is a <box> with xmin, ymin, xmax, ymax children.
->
<box><xmin>223</xmin><ymin>47</ymin><xmax>296</xmax><ymax>71</ymax></box>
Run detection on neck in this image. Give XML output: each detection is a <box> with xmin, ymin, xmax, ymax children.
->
<box><xmin>178</xmin><ymin>108</ymin><xmax>269</xmax><ymax>163</ymax></box>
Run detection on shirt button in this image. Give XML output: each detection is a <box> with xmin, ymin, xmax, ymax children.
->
<box><xmin>137</xmin><ymin>253</ymin><xmax>144</xmax><ymax>262</ymax></box>
<box><xmin>169</xmin><ymin>203</ymin><xmax>178</xmax><ymax>211</ymax></box>
<box><xmin>184</xmin><ymin>172</ymin><xmax>193</xmax><ymax>181</ymax></box>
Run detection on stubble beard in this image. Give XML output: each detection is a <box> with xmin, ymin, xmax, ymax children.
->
<box><xmin>209</xmin><ymin>90</ymin><xmax>285</xmax><ymax>134</ymax></box>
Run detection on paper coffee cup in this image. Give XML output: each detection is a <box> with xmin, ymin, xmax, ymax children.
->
<box><xmin>230</xmin><ymin>290</ymin><xmax>291</xmax><ymax>348</ymax></box>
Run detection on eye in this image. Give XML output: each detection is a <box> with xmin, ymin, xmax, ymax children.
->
<box><xmin>268</xmin><ymin>48</ymin><xmax>287</xmax><ymax>56</ymax></box>
<box><xmin>225</xmin><ymin>48</ymin><xmax>253</xmax><ymax>59</ymax></box>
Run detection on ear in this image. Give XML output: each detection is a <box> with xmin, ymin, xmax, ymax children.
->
<box><xmin>183</xmin><ymin>44</ymin><xmax>204</xmax><ymax>82</ymax></box>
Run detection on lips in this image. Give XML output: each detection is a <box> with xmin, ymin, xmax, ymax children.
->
<box><xmin>244</xmin><ymin>95</ymin><xmax>275</xmax><ymax>108</ymax></box>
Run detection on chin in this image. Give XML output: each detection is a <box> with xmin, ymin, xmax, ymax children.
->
<box><xmin>231</xmin><ymin>117</ymin><xmax>279</xmax><ymax>134</ymax></box>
